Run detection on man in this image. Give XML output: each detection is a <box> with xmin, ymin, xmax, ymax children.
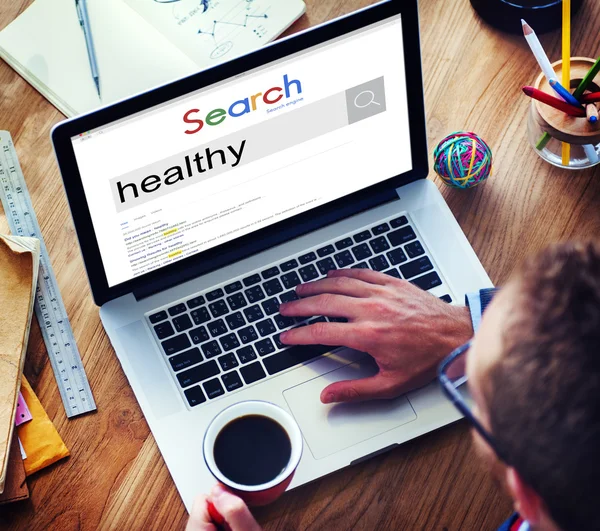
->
<box><xmin>187</xmin><ymin>241</ymin><xmax>600</xmax><ymax>531</ymax></box>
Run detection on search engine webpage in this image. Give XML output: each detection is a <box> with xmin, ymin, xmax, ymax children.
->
<box><xmin>72</xmin><ymin>15</ymin><xmax>411</xmax><ymax>287</ymax></box>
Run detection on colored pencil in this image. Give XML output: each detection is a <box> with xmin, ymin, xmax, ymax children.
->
<box><xmin>549</xmin><ymin>79</ymin><xmax>581</xmax><ymax>107</ymax></box>
<box><xmin>522</xmin><ymin>86</ymin><xmax>586</xmax><ymax>116</ymax></box>
<box><xmin>561</xmin><ymin>0</ymin><xmax>571</xmax><ymax>165</ymax></box>
<box><xmin>586</xmin><ymin>103</ymin><xmax>598</xmax><ymax>123</ymax></box>
<box><xmin>521</xmin><ymin>20</ymin><xmax>557</xmax><ymax>84</ymax></box>
<box><xmin>573</xmin><ymin>57</ymin><xmax>600</xmax><ymax>100</ymax></box>
<box><xmin>580</xmin><ymin>92</ymin><xmax>600</xmax><ymax>104</ymax></box>
<box><xmin>583</xmin><ymin>144</ymin><xmax>599</xmax><ymax>164</ymax></box>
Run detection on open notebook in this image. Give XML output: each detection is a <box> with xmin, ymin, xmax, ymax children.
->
<box><xmin>0</xmin><ymin>0</ymin><xmax>305</xmax><ymax>117</ymax></box>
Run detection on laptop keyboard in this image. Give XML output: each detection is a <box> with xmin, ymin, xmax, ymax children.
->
<box><xmin>146</xmin><ymin>213</ymin><xmax>452</xmax><ymax>409</ymax></box>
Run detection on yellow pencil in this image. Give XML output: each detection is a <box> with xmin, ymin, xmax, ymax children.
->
<box><xmin>562</xmin><ymin>0</ymin><xmax>571</xmax><ymax>166</ymax></box>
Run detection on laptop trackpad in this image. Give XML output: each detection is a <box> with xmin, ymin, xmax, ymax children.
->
<box><xmin>283</xmin><ymin>356</ymin><xmax>417</xmax><ymax>460</ymax></box>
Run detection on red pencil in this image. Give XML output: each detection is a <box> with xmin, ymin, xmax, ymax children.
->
<box><xmin>522</xmin><ymin>86</ymin><xmax>586</xmax><ymax>117</ymax></box>
<box><xmin>580</xmin><ymin>91</ymin><xmax>600</xmax><ymax>104</ymax></box>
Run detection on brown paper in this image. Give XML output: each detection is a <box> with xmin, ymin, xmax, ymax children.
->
<box><xmin>0</xmin><ymin>235</ymin><xmax>40</xmax><ymax>493</ymax></box>
<box><xmin>0</xmin><ymin>431</ymin><xmax>28</xmax><ymax>505</ymax></box>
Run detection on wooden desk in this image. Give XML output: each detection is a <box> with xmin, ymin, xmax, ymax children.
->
<box><xmin>1</xmin><ymin>0</ymin><xmax>599</xmax><ymax>528</ymax></box>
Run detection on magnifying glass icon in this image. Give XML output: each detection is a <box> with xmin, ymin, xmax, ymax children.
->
<box><xmin>353</xmin><ymin>90</ymin><xmax>381</xmax><ymax>109</ymax></box>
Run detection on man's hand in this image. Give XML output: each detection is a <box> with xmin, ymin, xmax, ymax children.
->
<box><xmin>186</xmin><ymin>485</ymin><xmax>261</xmax><ymax>531</ymax></box>
<box><xmin>279</xmin><ymin>268</ymin><xmax>472</xmax><ymax>404</ymax></box>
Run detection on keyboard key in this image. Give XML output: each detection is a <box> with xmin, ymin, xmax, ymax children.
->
<box><xmin>244</xmin><ymin>305</ymin><xmax>264</xmax><ymax>322</ymax></box>
<box><xmin>387</xmin><ymin>248</ymin><xmax>408</xmax><ymax>265</ymax></box>
<box><xmin>256</xmin><ymin>318</ymin><xmax>276</xmax><ymax>337</ymax></box>
<box><xmin>173</xmin><ymin>314</ymin><xmax>193</xmax><ymax>333</ymax></box>
<box><xmin>227</xmin><ymin>292</ymin><xmax>247</xmax><ymax>310</ymax></box>
<box><xmin>298</xmin><ymin>252</ymin><xmax>316</xmax><ymax>264</ymax></box>
<box><xmin>177</xmin><ymin>359</ymin><xmax>220</xmax><ymax>387</ymax></box>
<box><xmin>281</xmin><ymin>271</ymin><xmax>301</xmax><ymax>289</ymax></box>
<box><xmin>189</xmin><ymin>326</ymin><xmax>210</xmax><ymax>344</ymax></box>
<box><xmin>388</xmin><ymin>226</ymin><xmax>417</xmax><ymax>246</ymax></box>
<box><xmin>167</xmin><ymin>303</ymin><xmax>186</xmax><ymax>317</ymax></box>
<box><xmin>328</xmin><ymin>317</ymin><xmax>348</xmax><ymax>323</ymax></box>
<box><xmin>274</xmin><ymin>314</ymin><xmax>295</xmax><ymax>330</ymax></box>
<box><xmin>238</xmin><ymin>325</ymin><xmax>258</xmax><ymax>344</ymax></box>
<box><xmin>351</xmin><ymin>262</ymin><xmax>369</xmax><ymax>269</ymax></box>
<box><xmin>273</xmin><ymin>333</ymin><xmax>285</xmax><ymax>350</ymax></box>
<box><xmin>201</xmin><ymin>340</ymin><xmax>222</xmax><ymax>358</ymax></box>
<box><xmin>184</xmin><ymin>386</ymin><xmax>206</xmax><ymax>407</ymax></box>
<box><xmin>243</xmin><ymin>274</ymin><xmax>261</xmax><ymax>287</ymax></box>
<box><xmin>206</xmin><ymin>288</ymin><xmax>224</xmax><ymax>301</ymax></box>
<box><xmin>280</xmin><ymin>291</ymin><xmax>299</xmax><ymax>303</ymax></box>
<box><xmin>149</xmin><ymin>310</ymin><xmax>168</xmax><ymax>324</ymax></box>
<box><xmin>245</xmin><ymin>285</ymin><xmax>266</xmax><ymax>303</ymax></box>
<box><xmin>240</xmin><ymin>362</ymin><xmax>267</xmax><ymax>384</ymax></box>
<box><xmin>351</xmin><ymin>243</ymin><xmax>373</xmax><ymax>261</ymax></box>
<box><xmin>186</xmin><ymin>296</ymin><xmax>205</xmax><ymax>309</ymax></box>
<box><xmin>334</xmin><ymin>250</ymin><xmax>355</xmax><ymax>268</ymax></box>
<box><xmin>218</xmin><ymin>353</ymin><xmax>239</xmax><ymax>371</ymax></box>
<box><xmin>411</xmin><ymin>271</ymin><xmax>442</xmax><ymax>291</ymax></box>
<box><xmin>335</xmin><ymin>237</ymin><xmax>354</xmax><ymax>250</ymax></box>
<box><xmin>169</xmin><ymin>347</ymin><xmax>203</xmax><ymax>372</ymax></box>
<box><xmin>222</xmin><ymin>371</ymin><xmax>243</xmax><ymax>392</ymax></box>
<box><xmin>405</xmin><ymin>240</ymin><xmax>425</xmax><ymax>259</ymax></box>
<box><xmin>154</xmin><ymin>321</ymin><xmax>174</xmax><ymax>340</ymax></box>
<box><xmin>280</xmin><ymin>259</ymin><xmax>298</xmax><ymax>272</ymax></box>
<box><xmin>390</xmin><ymin>215</ymin><xmax>408</xmax><ymax>228</ymax></box>
<box><xmin>316</xmin><ymin>257</ymin><xmax>337</xmax><ymax>275</ymax></box>
<box><xmin>353</xmin><ymin>230</ymin><xmax>371</xmax><ymax>243</ymax></box>
<box><xmin>263</xmin><ymin>344</ymin><xmax>333</xmax><ymax>375</ymax></box>
<box><xmin>317</xmin><ymin>244</ymin><xmax>335</xmax><ymax>257</ymax></box>
<box><xmin>440</xmin><ymin>294</ymin><xmax>453</xmax><ymax>303</ymax></box>
<box><xmin>224</xmin><ymin>281</ymin><xmax>243</xmax><ymax>294</ymax></box>
<box><xmin>209</xmin><ymin>299</ymin><xmax>228</xmax><ymax>318</ymax></box>
<box><xmin>369</xmin><ymin>255</ymin><xmax>390</xmax><ymax>272</ymax></box>
<box><xmin>308</xmin><ymin>316</ymin><xmax>327</xmax><ymax>325</ymax></box>
<box><xmin>384</xmin><ymin>268</ymin><xmax>401</xmax><ymax>279</ymax></box>
<box><xmin>372</xmin><ymin>222</ymin><xmax>390</xmax><ymax>235</ymax></box>
<box><xmin>162</xmin><ymin>334</ymin><xmax>191</xmax><ymax>356</ymax></box>
<box><xmin>219</xmin><ymin>333</ymin><xmax>240</xmax><ymax>352</ymax></box>
<box><xmin>262</xmin><ymin>297</ymin><xmax>280</xmax><ymax>315</ymax></box>
<box><xmin>370</xmin><ymin>236</ymin><xmax>390</xmax><ymax>254</ymax></box>
<box><xmin>226</xmin><ymin>311</ymin><xmax>246</xmax><ymax>330</ymax></box>
<box><xmin>191</xmin><ymin>307</ymin><xmax>211</xmax><ymax>325</ymax></box>
<box><xmin>261</xmin><ymin>266</ymin><xmax>280</xmax><ymax>279</ymax></box>
<box><xmin>236</xmin><ymin>345</ymin><xmax>257</xmax><ymax>364</ymax></box>
<box><xmin>255</xmin><ymin>338</ymin><xmax>275</xmax><ymax>356</ymax></box>
<box><xmin>400</xmin><ymin>257</ymin><xmax>434</xmax><ymax>279</ymax></box>
<box><xmin>299</xmin><ymin>264</ymin><xmax>319</xmax><ymax>282</ymax></box>
<box><xmin>208</xmin><ymin>319</ymin><xmax>228</xmax><ymax>337</ymax></box>
<box><xmin>203</xmin><ymin>378</ymin><xmax>225</xmax><ymax>399</ymax></box>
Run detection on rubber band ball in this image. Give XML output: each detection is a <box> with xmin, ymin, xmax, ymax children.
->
<box><xmin>433</xmin><ymin>132</ymin><xmax>493</xmax><ymax>189</ymax></box>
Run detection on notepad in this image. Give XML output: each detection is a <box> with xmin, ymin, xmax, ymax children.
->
<box><xmin>0</xmin><ymin>235</ymin><xmax>40</xmax><ymax>494</ymax></box>
<box><xmin>0</xmin><ymin>0</ymin><xmax>305</xmax><ymax>117</ymax></box>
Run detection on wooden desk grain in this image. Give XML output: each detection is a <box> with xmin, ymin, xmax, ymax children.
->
<box><xmin>1</xmin><ymin>0</ymin><xmax>599</xmax><ymax>529</ymax></box>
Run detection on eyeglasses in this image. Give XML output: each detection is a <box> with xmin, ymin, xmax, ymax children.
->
<box><xmin>437</xmin><ymin>340</ymin><xmax>508</xmax><ymax>463</ymax></box>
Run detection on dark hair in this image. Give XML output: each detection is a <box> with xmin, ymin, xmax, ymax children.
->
<box><xmin>487</xmin><ymin>241</ymin><xmax>600</xmax><ymax>531</ymax></box>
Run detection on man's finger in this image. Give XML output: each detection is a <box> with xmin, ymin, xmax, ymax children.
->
<box><xmin>320</xmin><ymin>373</ymin><xmax>401</xmax><ymax>404</ymax></box>
<box><xmin>295</xmin><ymin>275</ymin><xmax>384</xmax><ymax>299</ymax></box>
<box><xmin>186</xmin><ymin>495</ymin><xmax>216</xmax><ymax>531</ymax></box>
<box><xmin>209</xmin><ymin>485</ymin><xmax>261</xmax><ymax>531</ymax></box>
<box><xmin>327</xmin><ymin>268</ymin><xmax>392</xmax><ymax>285</ymax></box>
<box><xmin>280</xmin><ymin>322</ymin><xmax>363</xmax><ymax>349</ymax></box>
<box><xmin>279</xmin><ymin>293</ymin><xmax>360</xmax><ymax>319</ymax></box>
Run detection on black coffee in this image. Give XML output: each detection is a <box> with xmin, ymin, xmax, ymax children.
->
<box><xmin>213</xmin><ymin>414</ymin><xmax>291</xmax><ymax>486</ymax></box>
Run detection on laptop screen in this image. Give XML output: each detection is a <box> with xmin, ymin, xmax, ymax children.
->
<box><xmin>71</xmin><ymin>14</ymin><xmax>410</xmax><ymax>288</ymax></box>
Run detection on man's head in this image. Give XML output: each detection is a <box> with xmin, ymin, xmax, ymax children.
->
<box><xmin>467</xmin><ymin>241</ymin><xmax>600</xmax><ymax>531</ymax></box>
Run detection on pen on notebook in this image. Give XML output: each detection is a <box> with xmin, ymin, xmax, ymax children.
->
<box><xmin>521</xmin><ymin>19</ymin><xmax>557</xmax><ymax>84</ymax></box>
<box><xmin>549</xmin><ymin>79</ymin><xmax>581</xmax><ymax>107</ymax></box>
<box><xmin>522</xmin><ymin>86</ymin><xmax>585</xmax><ymax>116</ymax></box>
<box><xmin>75</xmin><ymin>0</ymin><xmax>101</xmax><ymax>98</ymax></box>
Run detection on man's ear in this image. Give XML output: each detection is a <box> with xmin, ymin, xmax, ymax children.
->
<box><xmin>505</xmin><ymin>467</ymin><xmax>543</xmax><ymax>525</ymax></box>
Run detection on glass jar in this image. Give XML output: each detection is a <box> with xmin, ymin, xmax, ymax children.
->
<box><xmin>527</xmin><ymin>57</ymin><xmax>600</xmax><ymax>169</ymax></box>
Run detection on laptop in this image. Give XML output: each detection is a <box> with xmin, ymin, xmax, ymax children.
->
<box><xmin>51</xmin><ymin>0</ymin><xmax>492</xmax><ymax>511</ymax></box>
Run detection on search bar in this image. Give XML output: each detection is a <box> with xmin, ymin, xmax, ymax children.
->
<box><xmin>110</xmin><ymin>78</ymin><xmax>387</xmax><ymax>212</ymax></box>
